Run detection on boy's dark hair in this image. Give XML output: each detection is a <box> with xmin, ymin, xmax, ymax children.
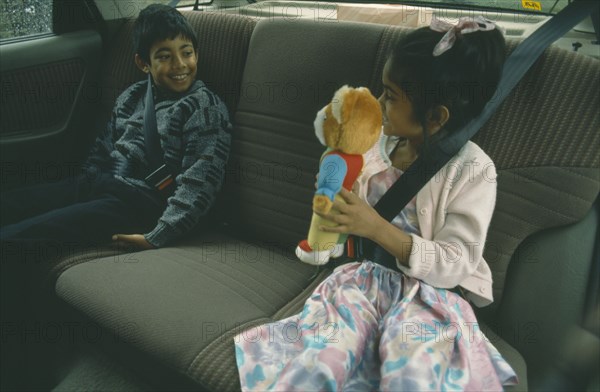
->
<box><xmin>387</xmin><ymin>25</ymin><xmax>505</xmax><ymax>147</ymax></box>
<box><xmin>133</xmin><ymin>4</ymin><xmax>198</xmax><ymax>64</ymax></box>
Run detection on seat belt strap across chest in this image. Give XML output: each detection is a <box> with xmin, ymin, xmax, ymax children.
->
<box><xmin>144</xmin><ymin>74</ymin><xmax>162</xmax><ymax>169</ymax></box>
<box><xmin>143</xmin><ymin>74</ymin><xmax>175</xmax><ymax>193</ymax></box>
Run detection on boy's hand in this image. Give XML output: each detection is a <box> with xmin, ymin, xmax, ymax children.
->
<box><xmin>112</xmin><ymin>234</ymin><xmax>155</xmax><ymax>250</ymax></box>
<box><xmin>316</xmin><ymin>188</ymin><xmax>384</xmax><ymax>240</ymax></box>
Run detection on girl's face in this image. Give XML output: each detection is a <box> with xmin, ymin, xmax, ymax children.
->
<box><xmin>378</xmin><ymin>60</ymin><xmax>424</xmax><ymax>143</ymax></box>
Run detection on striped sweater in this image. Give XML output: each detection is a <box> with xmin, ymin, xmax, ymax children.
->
<box><xmin>85</xmin><ymin>79</ymin><xmax>231</xmax><ymax>247</ymax></box>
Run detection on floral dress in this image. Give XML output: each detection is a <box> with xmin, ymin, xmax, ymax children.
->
<box><xmin>234</xmin><ymin>166</ymin><xmax>518</xmax><ymax>391</ymax></box>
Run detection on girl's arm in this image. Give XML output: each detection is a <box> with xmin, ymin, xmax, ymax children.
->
<box><xmin>318</xmin><ymin>188</ymin><xmax>413</xmax><ymax>266</ymax></box>
<box><xmin>320</xmin><ymin>159</ymin><xmax>497</xmax><ymax>288</ymax></box>
<box><xmin>399</xmin><ymin>163</ymin><xmax>497</xmax><ymax>288</ymax></box>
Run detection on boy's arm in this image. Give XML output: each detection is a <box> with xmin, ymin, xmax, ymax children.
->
<box><xmin>83</xmin><ymin>81</ymin><xmax>144</xmax><ymax>175</ymax></box>
<box><xmin>144</xmin><ymin>94</ymin><xmax>231</xmax><ymax>247</ymax></box>
<box><xmin>83</xmin><ymin>110</ymin><xmax>117</xmax><ymax>174</ymax></box>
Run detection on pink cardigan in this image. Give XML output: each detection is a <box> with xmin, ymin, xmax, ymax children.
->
<box><xmin>356</xmin><ymin>133</ymin><xmax>497</xmax><ymax>307</ymax></box>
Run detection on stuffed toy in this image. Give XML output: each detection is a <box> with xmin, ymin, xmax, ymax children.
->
<box><xmin>295</xmin><ymin>85</ymin><xmax>382</xmax><ymax>265</ymax></box>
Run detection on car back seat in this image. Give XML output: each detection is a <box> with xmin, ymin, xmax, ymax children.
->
<box><xmin>53</xmin><ymin>12</ymin><xmax>599</xmax><ymax>391</ymax></box>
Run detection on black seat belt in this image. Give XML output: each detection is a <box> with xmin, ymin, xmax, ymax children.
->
<box><xmin>143</xmin><ymin>74</ymin><xmax>175</xmax><ymax>195</ymax></box>
<box><xmin>358</xmin><ymin>0</ymin><xmax>599</xmax><ymax>260</ymax></box>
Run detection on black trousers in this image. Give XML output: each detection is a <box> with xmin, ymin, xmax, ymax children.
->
<box><xmin>0</xmin><ymin>174</ymin><xmax>165</xmax><ymax>390</ymax></box>
<box><xmin>0</xmin><ymin>174</ymin><xmax>164</xmax><ymax>246</ymax></box>
<box><xmin>0</xmin><ymin>173</ymin><xmax>165</xmax><ymax>322</ymax></box>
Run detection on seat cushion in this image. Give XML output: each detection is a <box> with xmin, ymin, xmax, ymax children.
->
<box><xmin>55</xmin><ymin>236</ymin><xmax>528</xmax><ymax>390</ymax></box>
<box><xmin>483</xmin><ymin>324</ymin><xmax>528</xmax><ymax>392</ymax></box>
<box><xmin>54</xmin><ymin>233</ymin><xmax>324</xmax><ymax>388</ymax></box>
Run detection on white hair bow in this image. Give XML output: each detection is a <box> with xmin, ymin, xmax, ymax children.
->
<box><xmin>430</xmin><ymin>16</ymin><xmax>498</xmax><ymax>56</ymax></box>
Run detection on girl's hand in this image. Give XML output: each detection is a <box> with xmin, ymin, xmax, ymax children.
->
<box><xmin>112</xmin><ymin>234</ymin><xmax>155</xmax><ymax>250</ymax></box>
<box><xmin>317</xmin><ymin>188</ymin><xmax>385</xmax><ymax>240</ymax></box>
<box><xmin>318</xmin><ymin>188</ymin><xmax>413</xmax><ymax>266</ymax></box>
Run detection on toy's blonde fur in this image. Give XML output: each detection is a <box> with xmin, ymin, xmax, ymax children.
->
<box><xmin>323</xmin><ymin>86</ymin><xmax>381</xmax><ymax>154</ymax></box>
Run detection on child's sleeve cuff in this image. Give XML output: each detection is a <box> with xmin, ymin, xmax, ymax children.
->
<box><xmin>144</xmin><ymin>222</ymin><xmax>172</xmax><ymax>248</ymax></box>
<box><xmin>395</xmin><ymin>233</ymin><xmax>434</xmax><ymax>280</ymax></box>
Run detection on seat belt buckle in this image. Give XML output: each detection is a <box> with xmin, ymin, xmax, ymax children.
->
<box><xmin>354</xmin><ymin>236</ymin><xmax>365</xmax><ymax>259</ymax></box>
<box><xmin>145</xmin><ymin>164</ymin><xmax>175</xmax><ymax>195</ymax></box>
<box><xmin>346</xmin><ymin>236</ymin><xmax>356</xmax><ymax>259</ymax></box>
<box><xmin>343</xmin><ymin>236</ymin><xmax>363</xmax><ymax>261</ymax></box>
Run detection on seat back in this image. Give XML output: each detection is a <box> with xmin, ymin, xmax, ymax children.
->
<box><xmin>472</xmin><ymin>43</ymin><xmax>599</xmax><ymax>307</ymax></box>
<box><xmin>221</xmin><ymin>17</ymin><xmax>600</xmax><ymax>309</ymax></box>
<box><xmin>219</xmin><ymin>18</ymin><xmax>389</xmax><ymax>247</ymax></box>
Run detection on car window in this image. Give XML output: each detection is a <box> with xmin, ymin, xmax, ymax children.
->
<box><xmin>377</xmin><ymin>0</ymin><xmax>568</xmax><ymax>14</ymax></box>
<box><xmin>94</xmin><ymin>0</ymin><xmax>207</xmax><ymax>20</ymax></box>
<box><xmin>0</xmin><ymin>0</ymin><xmax>52</xmax><ymax>40</ymax></box>
<box><xmin>285</xmin><ymin>0</ymin><xmax>568</xmax><ymax>14</ymax></box>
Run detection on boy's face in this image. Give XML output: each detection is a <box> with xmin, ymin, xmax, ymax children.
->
<box><xmin>137</xmin><ymin>35</ymin><xmax>198</xmax><ymax>94</ymax></box>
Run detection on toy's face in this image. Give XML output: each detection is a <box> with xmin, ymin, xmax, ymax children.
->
<box><xmin>313</xmin><ymin>86</ymin><xmax>382</xmax><ymax>155</ymax></box>
<box><xmin>314</xmin><ymin>103</ymin><xmax>342</xmax><ymax>148</ymax></box>
<box><xmin>313</xmin><ymin>105</ymin><xmax>328</xmax><ymax>146</ymax></box>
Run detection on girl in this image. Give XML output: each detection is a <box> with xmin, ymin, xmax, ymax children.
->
<box><xmin>235</xmin><ymin>16</ymin><xmax>518</xmax><ymax>391</ymax></box>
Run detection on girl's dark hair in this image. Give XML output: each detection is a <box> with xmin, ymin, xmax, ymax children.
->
<box><xmin>132</xmin><ymin>4</ymin><xmax>198</xmax><ymax>64</ymax></box>
<box><xmin>387</xmin><ymin>24</ymin><xmax>506</xmax><ymax>148</ymax></box>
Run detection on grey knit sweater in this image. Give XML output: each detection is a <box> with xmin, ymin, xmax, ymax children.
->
<box><xmin>85</xmin><ymin>79</ymin><xmax>231</xmax><ymax>247</ymax></box>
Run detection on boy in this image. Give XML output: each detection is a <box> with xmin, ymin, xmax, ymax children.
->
<box><xmin>0</xmin><ymin>4</ymin><xmax>231</xmax><ymax>249</ymax></box>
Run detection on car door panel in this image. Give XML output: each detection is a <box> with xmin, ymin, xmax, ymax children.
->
<box><xmin>0</xmin><ymin>30</ymin><xmax>102</xmax><ymax>185</ymax></box>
